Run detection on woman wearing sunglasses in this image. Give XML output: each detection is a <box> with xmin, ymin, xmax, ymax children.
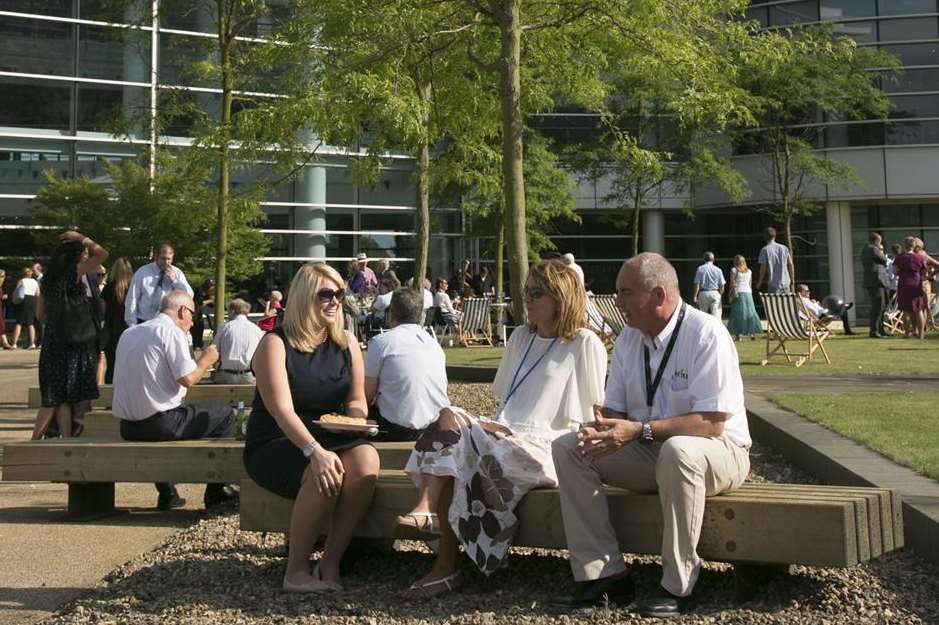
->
<box><xmin>243</xmin><ymin>263</ymin><xmax>377</xmax><ymax>593</ymax></box>
<box><xmin>398</xmin><ymin>259</ymin><xmax>608</xmax><ymax>598</ymax></box>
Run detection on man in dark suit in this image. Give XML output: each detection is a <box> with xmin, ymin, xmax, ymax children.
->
<box><xmin>861</xmin><ymin>232</ymin><xmax>890</xmax><ymax>338</ymax></box>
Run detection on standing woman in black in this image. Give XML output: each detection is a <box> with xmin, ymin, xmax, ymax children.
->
<box><xmin>31</xmin><ymin>231</ymin><xmax>108</xmax><ymax>439</ymax></box>
<box><xmin>101</xmin><ymin>257</ymin><xmax>132</xmax><ymax>384</ymax></box>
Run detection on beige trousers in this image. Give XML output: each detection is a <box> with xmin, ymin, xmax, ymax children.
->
<box><xmin>551</xmin><ymin>432</ymin><xmax>750</xmax><ymax>597</ymax></box>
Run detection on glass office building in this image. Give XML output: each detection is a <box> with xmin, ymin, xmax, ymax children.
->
<box><xmin>0</xmin><ymin>1</ymin><xmax>462</xmax><ymax>290</ymax></box>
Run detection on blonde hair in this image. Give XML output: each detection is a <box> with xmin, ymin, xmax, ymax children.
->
<box><xmin>110</xmin><ymin>257</ymin><xmax>134</xmax><ymax>304</ymax></box>
<box><xmin>270</xmin><ymin>290</ymin><xmax>283</xmax><ymax>302</ymax></box>
<box><xmin>283</xmin><ymin>263</ymin><xmax>347</xmax><ymax>352</ymax></box>
<box><xmin>527</xmin><ymin>259</ymin><xmax>587</xmax><ymax>342</ymax></box>
<box><xmin>905</xmin><ymin>236</ymin><xmax>917</xmax><ymax>251</ymax></box>
<box><xmin>914</xmin><ymin>237</ymin><xmax>925</xmax><ymax>252</ymax></box>
<box><xmin>734</xmin><ymin>254</ymin><xmax>749</xmax><ymax>272</ymax></box>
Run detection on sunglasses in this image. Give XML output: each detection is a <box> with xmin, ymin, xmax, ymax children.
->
<box><xmin>179</xmin><ymin>305</ymin><xmax>196</xmax><ymax>317</ymax></box>
<box><xmin>524</xmin><ymin>287</ymin><xmax>548</xmax><ymax>300</ymax></box>
<box><xmin>317</xmin><ymin>288</ymin><xmax>344</xmax><ymax>302</ymax></box>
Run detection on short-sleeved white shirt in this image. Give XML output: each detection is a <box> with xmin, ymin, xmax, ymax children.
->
<box><xmin>491</xmin><ymin>326</ymin><xmax>607</xmax><ymax>440</ymax></box>
<box><xmin>372</xmin><ymin>292</ymin><xmax>392</xmax><ymax>319</ymax></box>
<box><xmin>19</xmin><ymin>277</ymin><xmax>39</xmax><ymax>296</ymax></box>
<box><xmin>112</xmin><ymin>313</ymin><xmax>197</xmax><ymax>421</ymax></box>
<box><xmin>213</xmin><ymin>314</ymin><xmax>264</xmax><ymax>371</ymax></box>
<box><xmin>603</xmin><ymin>301</ymin><xmax>751</xmax><ymax>448</ymax></box>
<box><xmin>365</xmin><ymin>323</ymin><xmax>449</xmax><ymax>430</ymax></box>
<box><xmin>433</xmin><ymin>291</ymin><xmax>457</xmax><ymax>315</ymax></box>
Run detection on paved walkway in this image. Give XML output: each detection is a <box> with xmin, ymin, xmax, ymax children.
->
<box><xmin>744</xmin><ymin>374</ymin><xmax>939</xmax><ymax>396</ymax></box>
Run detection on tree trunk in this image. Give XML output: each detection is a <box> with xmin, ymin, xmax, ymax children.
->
<box><xmin>498</xmin><ymin>0</ymin><xmax>528</xmax><ymax>325</ymax></box>
<box><xmin>631</xmin><ymin>188</ymin><xmax>643</xmax><ymax>257</ymax></box>
<box><xmin>495</xmin><ymin>213</ymin><xmax>504</xmax><ymax>301</ymax></box>
<box><xmin>214</xmin><ymin>1</ymin><xmax>232</xmax><ymax>331</ymax></box>
<box><xmin>413</xmin><ymin>81</ymin><xmax>432</xmax><ymax>293</ymax></box>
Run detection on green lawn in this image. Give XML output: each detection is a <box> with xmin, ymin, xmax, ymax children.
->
<box><xmin>770</xmin><ymin>392</ymin><xmax>939</xmax><ymax>481</ymax></box>
<box><xmin>444</xmin><ymin>346</ymin><xmax>505</xmax><ymax>367</ymax></box>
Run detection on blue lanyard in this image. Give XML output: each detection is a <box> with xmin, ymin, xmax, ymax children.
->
<box><xmin>503</xmin><ymin>332</ymin><xmax>557</xmax><ymax>407</ymax></box>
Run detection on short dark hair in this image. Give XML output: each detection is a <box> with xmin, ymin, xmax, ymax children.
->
<box><xmin>389</xmin><ymin>287</ymin><xmax>424</xmax><ymax>325</ymax></box>
<box><xmin>869</xmin><ymin>232</ymin><xmax>882</xmax><ymax>243</ymax></box>
<box><xmin>765</xmin><ymin>227</ymin><xmax>776</xmax><ymax>240</ymax></box>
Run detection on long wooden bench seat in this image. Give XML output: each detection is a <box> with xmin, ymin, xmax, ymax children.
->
<box><xmin>70</xmin><ymin>410</ymin><xmax>254</xmax><ymax>439</ymax></box>
<box><xmin>240</xmin><ymin>473</ymin><xmax>903</xmax><ymax>569</ymax></box>
<box><xmin>27</xmin><ymin>384</ymin><xmax>256</xmax><ymax>409</ymax></box>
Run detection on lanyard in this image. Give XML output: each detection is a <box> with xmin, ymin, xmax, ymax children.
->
<box><xmin>503</xmin><ymin>332</ymin><xmax>557</xmax><ymax>407</ymax></box>
<box><xmin>642</xmin><ymin>303</ymin><xmax>686</xmax><ymax>408</ymax></box>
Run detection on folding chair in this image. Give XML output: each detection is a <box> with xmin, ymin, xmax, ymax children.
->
<box><xmin>586</xmin><ymin>295</ymin><xmax>616</xmax><ymax>349</ymax></box>
<box><xmin>593</xmin><ymin>294</ymin><xmax>627</xmax><ymax>339</ymax></box>
<box><xmin>758</xmin><ymin>292</ymin><xmax>831</xmax><ymax>368</ymax></box>
<box><xmin>882</xmin><ymin>292</ymin><xmax>904</xmax><ymax>336</ymax></box>
<box><xmin>457</xmin><ymin>297</ymin><xmax>493</xmax><ymax>347</ymax></box>
<box><xmin>423</xmin><ymin>306</ymin><xmax>438</xmax><ymax>340</ymax></box>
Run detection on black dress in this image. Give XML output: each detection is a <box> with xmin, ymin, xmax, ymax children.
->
<box><xmin>243</xmin><ymin>327</ymin><xmax>371</xmax><ymax>499</ymax></box>
<box><xmin>100</xmin><ymin>282</ymin><xmax>128</xmax><ymax>384</ymax></box>
<box><xmin>38</xmin><ymin>267</ymin><xmax>100</xmax><ymax>408</ymax></box>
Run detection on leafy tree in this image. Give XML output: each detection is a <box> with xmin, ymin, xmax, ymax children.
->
<box><xmin>733</xmin><ymin>25</ymin><xmax>899</xmax><ymax>258</ymax></box>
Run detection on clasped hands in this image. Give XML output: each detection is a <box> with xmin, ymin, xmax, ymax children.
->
<box><xmin>575</xmin><ymin>404</ymin><xmax>641</xmax><ymax>459</ymax></box>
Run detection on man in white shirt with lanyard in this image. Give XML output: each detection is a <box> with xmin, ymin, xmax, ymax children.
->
<box><xmin>125</xmin><ymin>243</ymin><xmax>194</xmax><ymax>326</ymax></box>
<box><xmin>552</xmin><ymin>253</ymin><xmax>751</xmax><ymax>617</ymax></box>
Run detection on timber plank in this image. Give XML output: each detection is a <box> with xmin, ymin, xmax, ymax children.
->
<box><xmin>27</xmin><ymin>384</ymin><xmax>256</xmax><ymax>409</ymax></box>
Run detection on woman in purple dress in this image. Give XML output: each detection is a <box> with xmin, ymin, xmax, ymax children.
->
<box><xmin>894</xmin><ymin>236</ymin><xmax>939</xmax><ymax>339</ymax></box>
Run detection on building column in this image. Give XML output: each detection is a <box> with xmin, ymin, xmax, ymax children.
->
<box><xmin>295</xmin><ymin>166</ymin><xmax>327</xmax><ymax>261</ymax></box>
<box><xmin>826</xmin><ymin>201</ymin><xmax>855</xmax><ymax>324</ymax></box>
<box><xmin>642</xmin><ymin>209</ymin><xmax>665</xmax><ymax>254</ymax></box>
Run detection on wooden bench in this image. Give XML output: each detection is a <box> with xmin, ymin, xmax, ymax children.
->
<box><xmin>240</xmin><ymin>472</ymin><xmax>903</xmax><ymax>569</ymax></box>
<box><xmin>0</xmin><ymin>439</ymin><xmax>413</xmax><ymax>518</ymax></box>
<box><xmin>70</xmin><ymin>410</ymin><xmax>254</xmax><ymax>439</ymax></box>
<box><xmin>27</xmin><ymin>384</ymin><xmax>256</xmax><ymax>409</ymax></box>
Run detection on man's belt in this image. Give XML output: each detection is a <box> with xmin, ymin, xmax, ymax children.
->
<box><xmin>220</xmin><ymin>368</ymin><xmax>251</xmax><ymax>375</ymax></box>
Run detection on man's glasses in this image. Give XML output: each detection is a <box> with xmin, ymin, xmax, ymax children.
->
<box><xmin>179</xmin><ymin>305</ymin><xmax>196</xmax><ymax>317</ymax></box>
<box><xmin>524</xmin><ymin>287</ymin><xmax>548</xmax><ymax>300</ymax></box>
<box><xmin>317</xmin><ymin>289</ymin><xmax>344</xmax><ymax>302</ymax></box>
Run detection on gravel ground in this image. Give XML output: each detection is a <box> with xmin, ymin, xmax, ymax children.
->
<box><xmin>39</xmin><ymin>384</ymin><xmax>939</xmax><ymax>625</ymax></box>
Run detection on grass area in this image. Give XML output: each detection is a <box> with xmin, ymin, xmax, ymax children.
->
<box><xmin>444</xmin><ymin>346</ymin><xmax>505</xmax><ymax>367</ymax></box>
<box><xmin>770</xmin><ymin>392</ymin><xmax>939</xmax><ymax>481</ymax></box>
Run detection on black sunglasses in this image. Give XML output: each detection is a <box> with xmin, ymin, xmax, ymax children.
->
<box><xmin>524</xmin><ymin>287</ymin><xmax>548</xmax><ymax>300</ymax></box>
<box><xmin>317</xmin><ymin>288</ymin><xmax>344</xmax><ymax>302</ymax></box>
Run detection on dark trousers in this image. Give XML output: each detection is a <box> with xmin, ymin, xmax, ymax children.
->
<box><xmin>120</xmin><ymin>403</ymin><xmax>236</xmax><ymax>498</ymax></box>
<box><xmin>369</xmin><ymin>405</ymin><xmax>424</xmax><ymax>442</ymax></box>
<box><xmin>867</xmin><ymin>286</ymin><xmax>887</xmax><ymax>336</ymax></box>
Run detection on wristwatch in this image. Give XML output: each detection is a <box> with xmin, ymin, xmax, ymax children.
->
<box><xmin>640</xmin><ymin>421</ymin><xmax>654</xmax><ymax>444</ymax></box>
<box><xmin>301</xmin><ymin>440</ymin><xmax>318</xmax><ymax>458</ymax></box>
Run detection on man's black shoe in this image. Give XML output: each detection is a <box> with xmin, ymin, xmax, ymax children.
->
<box><xmin>156</xmin><ymin>494</ymin><xmax>187</xmax><ymax>511</ymax></box>
<box><xmin>204</xmin><ymin>484</ymin><xmax>239</xmax><ymax>508</ymax></box>
<box><xmin>551</xmin><ymin>572</ymin><xmax>633</xmax><ymax>608</ymax></box>
<box><xmin>637</xmin><ymin>586</ymin><xmax>684</xmax><ymax>618</ymax></box>
<box><xmin>869</xmin><ymin>333</ymin><xmax>883</xmax><ymax>339</ymax></box>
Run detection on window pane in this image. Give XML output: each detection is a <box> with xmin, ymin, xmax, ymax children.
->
<box><xmin>825</xmin><ymin>122</ymin><xmax>885</xmax><ymax>147</ymax></box>
<box><xmin>0</xmin><ymin>16</ymin><xmax>74</xmax><ymax>77</ymax></box>
<box><xmin>834</xmin><ymin>20</ymin><xmax>877</xmax><ymax>43</ymax></box>
<box><xmin>79</xmin><ymin>25</ymin><xmax>151</xmax><ymax>83</ymax></box>
<box><xmin>889</xmin><ymin>94</ymin><xmax>939</xmax><ymax>118</ymax></box>
<box><xmin>159</xmin><ymin>33</ymin><xmax>215</xmax><ymax>88</ymax></box>
<box><xmin>746</xmin><ymin>7</ymin><xmax>768</xmax><ymax>26</ymax></box>
<box><xmin>886</xmin><ymin>120</ymin><xmax>939</xmax><ymax>144</ymax></box>
<box><xmin>883</xmin><ymin>67</ymin><xmax>939</xmax><ymax>92</ymax></box>
<box><xmin>0</xmin><ymin>147</ymin><xmax>72</xmax><ymax>198</ymax></box>
<box><xmin>820</xmin><ymin>0</ymin><xmax>875</xmax><ymax>19</ymax></box>
<box><xmin>880</xmin><ymin>43</ymin><xmax>939</xmax><ymax>65</ymax></box>
<box><xmin>0</xmin><ymin>0</ymin><xmax>72</xmax><ymax>16</ymax></box>
<box><xmin>78</xmin><ymin>0</ymin><xmax>125</xmax><ymax>23</ymax></box>
<box><xmin>0</xmin><ymin>78</ymin><xmax>70</xmax><ymax>130</ymax></box>
<box><xmin>770</xmin><ymin>2</ymin><xmax>818</xmax><ymax>25</ymax></box>
<box><xmin>879</xmin><ymin>0</ymin><xmax>937</xmax><ymax>16</ymax></box>
<box><xmin>77</xmin><ymin>84</ymin><xmax>149</xmax><ymax>133</ymax></box>
<box><xmin>879</xmin><ymin>17</ymin><xmax>939</xmax><ymax>42</ymax></box>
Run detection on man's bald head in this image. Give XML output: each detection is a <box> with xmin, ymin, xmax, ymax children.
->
<box><xmin>621</xmin><ymin>253</ymin><xmax>680</xmax><ymax>297</ymax></box>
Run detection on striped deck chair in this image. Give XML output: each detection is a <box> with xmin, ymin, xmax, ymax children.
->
<box><xmin>882</xmin><ymin>292</ymin><xmax>903</xmax><ymax>336</ymax></box>
<box><xmin>593</xmin><ymin>294</ymin><xmax>627</xmax><ymax>338</ymax></box>
<box><xmin>458</xmin><ymin>297</ymin><xmax>493</xmax><ymax>347</ymax></box>
<box><xmin>758</xmin><ymin>292</ymin><xmax>831</xmax><ymax>368</ymax></box>
<box><xmin>586</xmin><ymin>295</ymin><xmax>616</xmax><ymax>349</ymax></box>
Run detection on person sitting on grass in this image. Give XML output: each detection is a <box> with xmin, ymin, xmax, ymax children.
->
<box><xmin>243</xmin><ymin>263</ymin><xmax>378</xmax><ymax>594</ymax></box>
<box><xmin>365</xmin><ymin>288</ymin><xmax>449</xmax><ymax>442</ymax></box>
<box><xmin>396</xmin><ymin>259</ymin><xmax>607</xmax><ymax>599</ymax></box>
<box><xmin>113</xmin><ymin>289</ymin><xmax>238</xmax><ymax>511</ymax></box>
<box><xmin>212</xmin><ymin>298</ymin><xmax>264</xmax><ymax>384</ymax></box>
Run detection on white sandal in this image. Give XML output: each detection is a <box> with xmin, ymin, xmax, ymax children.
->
<box><xmin>401</xmin><ymin>571</ymin><xmax>463</xmax><ymax>599</ymax></box>
<box><xmin>396</xmin><ymin>511</ymin><xmax>441</xmax><ymax>534</ymax></box>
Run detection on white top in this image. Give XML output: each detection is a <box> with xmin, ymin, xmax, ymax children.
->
<box><xmin>731</xmin><ymin>268</ymin><xmax>752</xmax><ymax>294</ymax></box>
<box><xmin>434</xmin><ymin>291</ymin><xmax>457</xmax><ymax>315</ymax></box>
<box><xmin>423</xmin><ymin>289</ymin><xmax>433</xmax><ymax>311</ymax></box>
<box><xmin>603</xmin><ymin>301</ymin><xmax>751</xmax><ymax>448</ymax></box>
<box><xmin>18</xmin><ymin>277</ymin><xmax>39</xmax><ymax>296</ymax></box>
<box><xmin>886</xmin><ymin>256</ymin><xmax>898</xmax><ymax>291</ymax></box>
<box><xmin>124</xmin><ymin>262</ymin><xmax>194</xmax><ymax>326</ymax></box>
<box><xmin>112</xmin><ymin>313</ymin><xmax>197</xmax><ymax>421</ymax></box>
<box><xmin>491</xmin><ymin>326</ymin><xmax>607</xmax><ymax>440</ymax></box>
<box><xmin>365</xmin><ymin>323</ymin><xmax>449</xmax><ymax>429</ymax></box>
<box><xmin>371</xmin><ymin>292</ymin><xmax>392</xmax><ymax>319</ymax></box>
<box><xmin>213</xmin><ymin>314</ymin><xmax>264</xmax><ymax>371</ymax></box>
<box><xmin>800</xmin><ymin>296</ymin><xmax>828</xmax><ymax>318</ymax></box>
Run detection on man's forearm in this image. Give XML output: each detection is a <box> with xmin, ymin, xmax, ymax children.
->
<box><xmin>649</xmin><ymin>412</ymin><xmax>727</xmax><ymax>441</ymax></box>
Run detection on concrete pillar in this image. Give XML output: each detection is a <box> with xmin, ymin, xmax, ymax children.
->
<box><xmin>642</xmin><ymin>209</ymin><xmax>665</xmax><ymax>255</ymax></box>
<box><xmin>295</xmin><ymin>166</ymin><xmax>327</xmax><ymax>261</ymax></box>
<box><xmin>826</xmin><ymin>201</ymin><xmax>856</xmax><ymax>324</ymax></box>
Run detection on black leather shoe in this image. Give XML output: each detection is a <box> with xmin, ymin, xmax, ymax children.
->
<box><xmin>204</xmin><ymin>484</ymin><xmax>239</xmax><ymax>508</ymax></box>
<box><xmin>551</xmin><ymin>572</ymin><xmax>634</xmax><ymax>608</ymax></box>
<box><xmin>157</xmin><ymin>493</ymin><xmax>187</xmax><ymax>511</ymax></box>
<box><xmin>637</xmin><ymin>586</ymin><xmax>684</xmax><ymax>618</ymax></box>
<box><xmin>869</xmin><ymin>333</ymin><xmax>883</xmax><ymax>339</ymax></box>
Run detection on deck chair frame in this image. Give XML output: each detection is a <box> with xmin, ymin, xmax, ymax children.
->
<box><xmin>759</xmin><ymin>292</ymin><xmax>831</xmax><ymax>368</ymax></box>
<box><xmin>882</xmin><ymin>292</ymin><xmax>904</xmax><ymax>336</ymax></box>
<box><xmin>592</xmin><ymin>294</ymin><xmax>627</xmax><ymax>341</ymax></box>
<box><xmin>586</xmin><ymin>295</ymin><xmax>616</xmax><ymax>349</ymax></box>
<box><xmin>458</xmin><ymin>297</ymin><xmax>493</xmax><ymax>347</ymax></box>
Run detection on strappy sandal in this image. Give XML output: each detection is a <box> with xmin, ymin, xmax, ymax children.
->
<box><xmin>396</xmin><ymin>511</ymin><xmax>441</xmax><ymax>535</ymax></box>
<box><xmin>400</xmin><ymin>571</ymin><xmax>463</xmax><ymax>600</ymax></box>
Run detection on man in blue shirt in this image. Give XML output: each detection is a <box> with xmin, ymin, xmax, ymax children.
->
<box><xmin>692</xmin><ymin>252</ymin><xmax>725</xmax><ymax>319</ymax></box>
<box><xmin>756</xmin><ymin>227</ymin><xmax>794</xmax><ymax>294</ymax></box>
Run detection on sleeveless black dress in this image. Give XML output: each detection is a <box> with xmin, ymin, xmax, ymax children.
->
<box><xmin>243</xmin><ymin>327</ymin><xmax>371</xmax><ymax>498</ymax></box>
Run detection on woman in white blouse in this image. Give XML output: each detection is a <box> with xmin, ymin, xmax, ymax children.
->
<box><xmin>726</xmin><ymin>254</ymin><xmax>762</xmax><ymax>340</ymax></box>
<box><xmin>397</xmin><ymin>260</ymin><xmax>608</xmax><ymax>598</ymax></box>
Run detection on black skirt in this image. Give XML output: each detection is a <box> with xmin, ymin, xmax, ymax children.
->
<box><xmin>16</xmin><ymin>294</ymin><xmax>36</xmax><ymax>326</ymax></box>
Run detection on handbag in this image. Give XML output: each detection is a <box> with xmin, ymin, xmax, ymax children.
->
<box><xmin>58</xmin><ymin>280</ymin><xmax>104</xmax><ymax>349</ymax></box>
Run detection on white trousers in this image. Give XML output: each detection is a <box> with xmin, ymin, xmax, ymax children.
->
<box><xmin>698</xmin><ymin>290</ymin><xmax>723</xmax><ymax>319</ymax></box>
<box><xmin>551</xmin><ymin>433</ymin><xmax>750</xmax><ymax>597</ymax></box>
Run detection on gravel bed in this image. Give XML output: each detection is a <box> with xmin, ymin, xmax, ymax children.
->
<box><xmin>40</xmin><ymin>384</ymin><xmax>939</xmax><ymax>625</ymax></box>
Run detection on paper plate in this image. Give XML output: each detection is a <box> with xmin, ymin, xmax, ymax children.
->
<box><xmin>312</xmin><ymin>420</ymin><xmax>379</xmax><ymax>436</ymax></box>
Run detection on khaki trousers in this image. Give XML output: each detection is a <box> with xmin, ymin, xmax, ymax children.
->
<box><xmin>551</xmin><ymin>432</ymin><xmax>750</xmax><ymax>597</ymax></box>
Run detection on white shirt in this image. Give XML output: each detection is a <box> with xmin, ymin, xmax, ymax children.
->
<box><xmin>423</xmin><ymin>289</ymin><xmax>433</xmax><ymax>311</ymax></box>
<box><xmin>125</xmin><ymin>262</ymin><xmax>194</xmax><ymax>326</ymax></box>
<box><xmin>365</xmin><ymin>324</ymin><xmax>449</xmax><ymax>430</ymax></box>
<box><xmin>19</xmin><ymin>277</ymin><xmax>39</xmax><ymax>296</ymax></box>
<box><xmin>800</xmin><ymin>296</ymin><xmax>828</xmax><ymax>318</ymax></box>
<box><xmin>112</xmin><ymin>314</ymin><xmax>197</xmax><ymax>421</ymax></box>
<box><xmin>371</xmin><ymin>292</ymin><xmax>392</xmax><ymax>319</ymax></box>
<box><xmin>491</xmin><ymin>327</ymin><xmax>607</xmax><ymax>440</ymax></box>
<box><xmin>731</xmin><ymin>268</ymin><xmax>752</xmax><ymax>294</ymax></box>
<box><xmin>603</xmin><ymin>301</ymin><xmax>751</xmax><ymax>448</ymax></box>
<box><xmin>886</xmin><ymin>256</ymin><xmax>898</xmax><ymax>291</ymax></box>
<box><xmin>434</xmin><ymin>291</ymin><xmax>457</xmax><ymax>315</ymax></box>
<box><xmin>213</xmin><ymin>314</ymin><xmax>264</xmax><ymax>371</ymax></box>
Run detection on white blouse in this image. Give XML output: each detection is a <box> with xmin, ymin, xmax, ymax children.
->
<box><xmin>731</xmin><ymin>268</ymin><xmax>752</xmax><ymax>294</ymax></box>
<box><xmin>491</xmin><ymin>326</ymin><xmax>607</xmax><ymax>440</ymax></box>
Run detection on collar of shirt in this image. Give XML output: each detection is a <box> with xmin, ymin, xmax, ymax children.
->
<box><xmin>642</xmin><ymin>299</ymin><xmax>684</xmax><ymax>351</ymax></box>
